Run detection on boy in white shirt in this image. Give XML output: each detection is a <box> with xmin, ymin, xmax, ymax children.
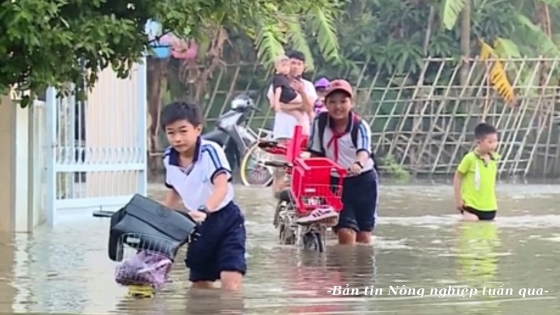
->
<box><xmin>307</xmin><ymin>80</ymin><xmax>379</xmax><ymax>245</ymax></box>
<box><xmin>161</xmin><ymin>101</ymin><xmax>246</xmax><ymax>291</ymax></box>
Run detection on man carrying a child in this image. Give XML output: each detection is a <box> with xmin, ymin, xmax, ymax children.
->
<box><xmin>267</xmin><ymin>50</ymin><xmax>318</xmax><ymax>198</ymax></box>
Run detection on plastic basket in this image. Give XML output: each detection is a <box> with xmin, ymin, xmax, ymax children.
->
<box><xmin>114</xmin><ymin>233</ymin><xmax>176</xmax><ymax>288</ymax></box>
<box><xmin>290</xmin><ymin>158</ymin><xmax>347</xmax><ymax>213</ymax></box>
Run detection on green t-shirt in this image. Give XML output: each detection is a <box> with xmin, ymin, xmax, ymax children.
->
<box><xmin>456</xmin><ymin>152</ymin><xmax>499</xmax><ymax>211</ymax></box>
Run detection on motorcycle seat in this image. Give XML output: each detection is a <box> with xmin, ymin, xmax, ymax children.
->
<box><xmin>202</xmin><ymin>129</ymin><xmax>229</xmax><ymax>146</ymax></box>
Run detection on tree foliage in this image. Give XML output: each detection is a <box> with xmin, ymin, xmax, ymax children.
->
<box><xmin>0</xmin><ymin>0</ymin><xmax>342</xmax><ymax>106</ymax></box>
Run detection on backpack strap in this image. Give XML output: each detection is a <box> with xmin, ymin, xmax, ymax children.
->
<box><xmin>316</xmin><ymin>111</ymin><xmax>329</xmax><ymax>155</ymax></box>
<box><xmin>349</xmin><ymin>114</ymin><xmax>362</xmax><ymax>149</ymax></box>
<box><xmin>316</xmin><ymin>112</ymin><xmax>379</xmax><ymax>172</ymax></box>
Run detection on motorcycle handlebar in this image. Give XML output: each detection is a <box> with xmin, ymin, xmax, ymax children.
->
<box><xmin>250</xmin><ymin>105</ymin><xmax>261</xmax><ymax>112</ymax></box>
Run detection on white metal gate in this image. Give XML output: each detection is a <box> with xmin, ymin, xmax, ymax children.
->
<box><xmin>44</xmin><ymin>60</ymin><xmax>148</xmax><ymax>225</ymax></box>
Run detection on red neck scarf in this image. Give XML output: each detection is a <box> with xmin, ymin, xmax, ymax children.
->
<box><xmin>326</xmin><ymin>113</ymin><xmax>357</xmax><ymax>162</ymax></box>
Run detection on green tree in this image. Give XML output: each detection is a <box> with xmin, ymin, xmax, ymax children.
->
<box><xmin>439</xmin><ymin>0</ymin><xmax>560</xmax><ymax>57</ymax></box>
<box><xmin>0</xmin><ymin>0</ymin><xmax>342</xmax><ymax>107</ymax></box>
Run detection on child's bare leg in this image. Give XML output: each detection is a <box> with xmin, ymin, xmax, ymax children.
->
<box><xmin>336</xmin><ymin>228</ymin><xmax>357</xmax><ymax>245</ymax></box>
<box><xmin>220</xmin><ymin>271</ymin><xmax>243</xmax><ymax>291</ymax></box>
<box><xmin>288</xmin><ymin>110</ymin><xmax>309</xmax><ymax>134</ymax></box>
<box><xmin>292</xmin><ymin>94</ymin><xmax>302</xmax><ymax>103</ymax></box>
<box><xmin>462</xmin><ymin>211</ymin><xmax>479</xmax><ymax>221</ymax></box>
<box><xmin>191</xmin><ymin>281</ymin><xmax>215</xmax><ymax>289</ymax></box>
<box><xmin>298</xmin><ymin>112</ymin><xmax>310</xmax><ymax>135</ymax></box>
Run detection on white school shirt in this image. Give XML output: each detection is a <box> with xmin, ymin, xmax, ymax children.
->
<box><xmin>163</xmin><ymin>138</ymin><xmax>234</xmax><ymax>211</ymax></box>
<box><xmin>267</xmin><ymin>77</ymin><xmax>318</xmax><ymax>139</ymax></box>
<box><xmin>307</xmin><ymin>113</ymin><xmax>374</xmax><ymax>175</ymax></box>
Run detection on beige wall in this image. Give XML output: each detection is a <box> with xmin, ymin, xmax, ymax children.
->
<box><xmin>85</xmin><ymin>66</ymin><xmax>142</xmax><ymax>198</ymax></box>
<box><xmin>0</xmin><ymin>94</ymin><xmax>15</xmax><ymax>233</ymax></box>
<box><xmin>0</xmin><ymin>95</ymin><xmax>46</xmax><ymax>233</ymax></box>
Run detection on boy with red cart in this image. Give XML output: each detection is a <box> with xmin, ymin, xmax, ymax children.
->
<box><xmin>307</xmin><ymin>80</ymin><xmax>379</xmax><ymax>245</ymax></box>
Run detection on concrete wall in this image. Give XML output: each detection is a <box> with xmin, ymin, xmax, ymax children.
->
<box><xmin>0</xmin><ymin>94</ymin><xmax>15</xmax><ymax>233</ymax></box>
<box><xmin>0</xmin><ymin>94</ymin><xmax>47</xmax><ymax>233</ymax></box>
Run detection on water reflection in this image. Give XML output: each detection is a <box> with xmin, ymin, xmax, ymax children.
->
<box><xmin>0</xmin><ymin>184</ymin><xmax>558</xmax><ymax>313</ymax></box>
<box><xmin>456</xmin><ymin>222</ymin><xmax>500</xmax><ymax>286</ymax></box>
<box><xmin>185</xmin><ymin>290</ymin><xmax>245</xmax><ymax>315</ymax></box>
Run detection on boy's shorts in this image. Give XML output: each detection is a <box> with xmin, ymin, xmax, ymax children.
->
<box><xmin>185</xmin><ymin>201</ymin><xmax>246</xmax><ymax>282</ymax></box>
<box><xmin>333</xmin><ymin>170</ymin><xmax>379</xmax><ymax>232</ymax></box>
<box><xmin>461</xmin><ymin>207</ymin><xmax>496</xmax><ymax>221</ymax></box>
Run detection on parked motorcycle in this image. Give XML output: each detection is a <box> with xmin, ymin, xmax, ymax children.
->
<box><xmin>202</xmin><ymin>93</ymin><xmax>273</xmax><ymax>185</ymax></box>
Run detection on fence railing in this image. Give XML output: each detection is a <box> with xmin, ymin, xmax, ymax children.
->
<box><xmin>154</xmin><ymin>57</ymin><xmax>560</xmax><ymax>178</ymax></box>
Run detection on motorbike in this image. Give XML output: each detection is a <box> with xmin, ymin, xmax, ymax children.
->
<box><xmin>202</xmin><ymin>93</ymin><xmax>269</xmax><ymax>177</ymax></box>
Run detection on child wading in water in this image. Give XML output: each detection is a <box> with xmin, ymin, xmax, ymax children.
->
<box><xmin>453</xmin><ymin>122</ymin><xmax>500</xmax><ymax>221</ymax></box>
<box><xmin>161</xmin><ymin>101</ymin><xmax>246</xmax><ymax>290</ymax></box>
<box><xmin>307</xmin><ymin>80</ymin><xmax>379</xmax><ymax>243</ymax></box>
<box><xmin>271</xmin><ymin>55</ymin><xmax>310</xmax><ymax>134</ymax></box>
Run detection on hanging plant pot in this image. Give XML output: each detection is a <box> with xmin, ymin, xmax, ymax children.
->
<box><xmin>149</xmin><ymin>42</ymin><xmax>171</xmax><ymax>59</ymax></box>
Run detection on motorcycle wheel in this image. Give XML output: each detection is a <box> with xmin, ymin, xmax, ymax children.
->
<box><xmin>302</xmin><ymin>231</ymin><xmax>325</xmax><ymax>253</ymax></box>
<box><xmin>239</xmin><ymin>142</ymin><xmax>274</xmax><ymax>187</ymax></box>
<box><xmin>279</xmin><ymin>223</ymin><xmax>296</xmax><ymax>245</ymax></box>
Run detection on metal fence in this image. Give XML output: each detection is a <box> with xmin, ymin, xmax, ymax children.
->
<box><xmin>44</xmin><ymin>62</ymin><xmax>148</xmax><ymax>225</ymax></box>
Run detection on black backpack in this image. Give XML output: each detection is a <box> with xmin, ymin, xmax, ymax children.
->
<box><xmin>315</xmin><ymin>112</ymin><xmax>379</xmax><ymax>171</ymax></box>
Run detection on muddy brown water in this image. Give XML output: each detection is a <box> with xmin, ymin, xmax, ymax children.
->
<box><xmin>0</xmin><ymin>183</ymin><xmax>559</xmax><ymax>314</ymax></box>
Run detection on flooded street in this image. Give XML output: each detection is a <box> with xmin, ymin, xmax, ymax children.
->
<box><xmin>0</xmin><ymin>183</ymin><xmax>559</xmax><ymax>314</ymax></box>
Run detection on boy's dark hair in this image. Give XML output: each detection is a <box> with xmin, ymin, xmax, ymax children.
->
<box><xmin>286</xmin><ymin>50</ymin><xmax>305</xmax><ymax>61</ymax></box>
<box><xmin>474</xmin><ymin>122</ymin><xmax>497</xmax><ymax>139</ymax></box>
<box><xmin>160</xmin><ymin>101</ymin><xmax>203</xmax><ymax>129</ymax></box>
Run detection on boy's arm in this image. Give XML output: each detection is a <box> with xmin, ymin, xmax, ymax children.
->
<box><xmin>355</xmin><ymin>120</ymin><xmax>372</xmax><ymax>165</ymax></box>
<box><xmin>453</xmin><ymin>155</ymin><xmax>471</xmax><ymax>207</ymax></box>
<box><xmin>307</xmin><ymin>116</ymin><xmax>324</xmax><ymax>156</ymax></box>
<box><xmin>162</xmin><ymin>151</ymin><xmax>182</xmax><ymax>209</ymax></box>
<box><xmin>205</xmin><ymin>143</ymin><xmax>232</xmax><ymax>212</ymax></box>
<box><xmin>163</xmin><ymin>188</ymin><xmax>181</xmax><ymax>209</ymax></box>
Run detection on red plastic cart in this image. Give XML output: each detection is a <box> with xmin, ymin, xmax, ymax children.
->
<box><xmin>258</xmin><ymin>125</ymin><xmax>347</xmax><ymax>215</ymax></box>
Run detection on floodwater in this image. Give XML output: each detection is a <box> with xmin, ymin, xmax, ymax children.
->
<box><xmin>0</xmin><ymin>183</ymin><xmax>559</xmax><ymax>314</ymax></box>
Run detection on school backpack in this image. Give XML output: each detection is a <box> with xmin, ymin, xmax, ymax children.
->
<box><xmin>315</xmin><ymin>112</ymin><xmax>379</xmax><ymax>171</ymax></box>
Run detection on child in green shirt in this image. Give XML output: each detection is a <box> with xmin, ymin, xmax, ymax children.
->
<box><xmin>453</xmin><ymin>123</ymin><xmax>499</xmax><ymax>221</ymax></box>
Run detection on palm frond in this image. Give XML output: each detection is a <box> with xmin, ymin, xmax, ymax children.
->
<box><xmin>439</xmin><ymin>0</ymin><xmax>466</xmax><ymax>30</ymax></box>
<box><xmin>254</xmin><ymin>24</ymin><xmax>285</xmax><ymax>66</ymax></box>
<box><xmin>285</xmin><ymin>19</ymin><xmax>315</xmax><ymax>70</ymax></box>
<box><xmin>307</xmin><ymin>5</ymin><xmax>340</xmax><ymax>62</ymax></box>
<box><xmin>516</xmin><ymin>13</ymin><xmax>560</xmax><ymax>57</ymax></box>
<box><xmin>493</xmin><ymin>37</ymin><xmax>521</xmax><ymax>57</ymax></box>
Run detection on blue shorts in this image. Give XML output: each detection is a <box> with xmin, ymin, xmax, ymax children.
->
<box><xmin>333</xmin><ymin>170</ymin><xmax>379</xmax><ymax>232</ymax></box>
<box><xmin>185</xmin><ymin>201</ymin><xmax>247</xmax><ymax>282</ymax></box>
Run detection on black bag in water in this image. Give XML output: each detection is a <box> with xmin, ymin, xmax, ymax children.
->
<box><xmin>108</xmin><ymin>194</ymin><xmax>197</xmax><ymax>262</ymax></box>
